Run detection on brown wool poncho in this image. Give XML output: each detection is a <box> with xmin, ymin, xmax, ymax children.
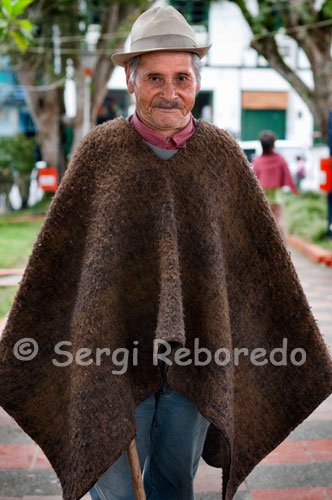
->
<box><xmin>0</xmin><ymin>117</ymin><xmax>331</xmax><ymax>500</ymax></box>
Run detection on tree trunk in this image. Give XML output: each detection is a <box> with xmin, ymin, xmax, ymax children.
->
<box><xmin>70</xmin><ymin>65</ymin><xmax>86</xmax><ymax>157</ymax></box>
<box><xmin>14</xmin><ymin>60</ymin><xmax>67</xmax><ymax>176</ymax></box>
<box><xmin>9</xmin><ymin>1</ymin><xmax>151</xmax><ymax>173</ymax></box>
<box><xmin>251</xmin><ymin>37</ymin><xmax>332</xmax><ymax>144</ymax></box>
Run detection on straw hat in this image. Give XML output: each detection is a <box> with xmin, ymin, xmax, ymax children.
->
<box><xmin>111</xmin><ymin>6</ymin><xmax>212</xmax><ymax>67</ymax></box>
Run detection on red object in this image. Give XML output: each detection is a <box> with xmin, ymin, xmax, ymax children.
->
<box><xmin>320</xmin><ymin>157</ymin><xmax>332</xmax><ymax>191</ymax></box>
<box><xmin>84</xmin><ymin>68</ymin><xmax>93</xmax><ymax>76</ymax></box>
<box><xmin>129</xmin><ymin>110</ymin><xmax>197</xmax><ymax>150</ymax></box>
<box><xmin>38</xmin><ymin>167</ymin><xmax>58</xmax><ymax>192</ymax></box>
<box><xmin>286</xmin><ymin>234</ymin><xmax>332</xmax><ymax>266</ymax></box>
<box><xmin>252</xmin><ymin>152</ymin><xmax>299</xmax><ymax>195</ymax></box>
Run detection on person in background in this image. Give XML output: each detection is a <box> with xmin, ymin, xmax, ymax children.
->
<box><xmin>295</xmin><ymin>155</ymin><xmax>306</xmax><ymax>189</ymax></box>
<box><xmin>252</xmin><ymin>130</ymin><xmax>299</xmax><ymax>237</ymax></box>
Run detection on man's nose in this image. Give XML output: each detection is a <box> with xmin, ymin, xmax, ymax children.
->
<box><xmin>160</xmin><ymin>81</ymin><xmax>177</xmax><ymax>100</ymax></box>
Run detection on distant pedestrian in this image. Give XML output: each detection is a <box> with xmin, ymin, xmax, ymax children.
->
<box><xmin>252</xmin><ymin>130</ymin><xmax>299</xmax><ymax>237</ymax></box>
<box><xmin>295</xmin><ymin>155</ymin><xmax>306</xmax><ymax>189</ymax></box>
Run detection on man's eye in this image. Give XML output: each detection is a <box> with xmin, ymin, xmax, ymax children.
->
<box><xmin>149</xmin><ymin>76</ymin><xmax>159</xmax><ymax>81</ymax></box>
<box><xmin>178</xmin><ymin>76</ymin><xmax>187</xmax><ymax>81</ymax></box>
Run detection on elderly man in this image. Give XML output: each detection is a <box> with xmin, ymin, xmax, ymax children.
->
<box><xmin>0</xmin><ymin>6</ymin><xmax>331</xmax><ymax>500</ymax></box>
<box><xmin>89</xmin><ymin>7</ymin><xmax>212</xmax><ymax>500</ymax></box>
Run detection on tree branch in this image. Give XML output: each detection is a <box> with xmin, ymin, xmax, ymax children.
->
<box><xmin>228</xmin><ymin>0</ymin><xmax>263</xmax><ymax>34</ymax></box>
<box><xmin>251</xmin><ymin>36</ymin><xmax>314</xmax><ymax>108</ymax></box>
<box><xmin>227</xmin><ymin>0</ymin><xmax>332</xmax><ymax>140</ymax></box>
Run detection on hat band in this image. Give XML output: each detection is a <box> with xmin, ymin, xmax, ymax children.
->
<box><xmin>130</xmin><ymin>34</ymin><xmax>197</xmax><ymax>52</ymax></box>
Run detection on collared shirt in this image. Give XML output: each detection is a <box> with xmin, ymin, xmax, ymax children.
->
<box><xmin>128</xmin><ymin>110</ymin><xmax>197</xmax><ymax>150</ymax></box>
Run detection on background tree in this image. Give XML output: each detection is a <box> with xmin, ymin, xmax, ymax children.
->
<box><xmin>0</xmin><ymin>0</ymin><xmax>35</xmax><ymax>52</ymax></box>
<box><xmin>0</xmin><ymin>134</ymin><xmax>36</xmax><ymax>210</ymax></box>
<box><xmin>2</xmin><ymin>0</ymin><xmax>151</xmax><ymax>174</ymax></box>
<box><xmin>226</xmin><ymin>0</ymin><xmax>332</xmax><ymax>143</ymax></box>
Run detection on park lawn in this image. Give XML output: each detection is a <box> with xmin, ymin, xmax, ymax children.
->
<box><xmin>0</xmin><ymin>191</ymin><xmax>330</xmax><ymax>317</ymax></box>
<box><xmin>284</xmin><ymin>191</ymin><xmax>331</xmax><ymax>251</ymax></box>
<box><xmin>0</xmin><ymin>220</ymin><xmax>43</xmax><ymax>318</ymax></box>
<box><xmin>0</xmin><ymin>220</ymin><xmax>43</xmax><ymax>268</ymax></box>
<box><xmin>0</xmin><ymin>196</ymin><xmax>51</xmax><ymax>220</ymax></box>
<box><xmin>0</xmin><ymin>286</ymin><xmax>18</xmax><ymax>318</ymax></box>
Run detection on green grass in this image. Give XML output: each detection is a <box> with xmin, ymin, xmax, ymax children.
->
<box><xmin>0</xmin><ymin>191</ymin><xmax>330</xmax><ymax>318</ymax></box>
<box><xmin>0</xmin><ymin>286</ymin><xmax>18</xmax><ymax>318</ymax></box>
<box><xmin>0</xmin><ymin>195</ymin><xmax>51</xmax><ymax>220</ymax></box>
<box><xmin>284</xmin><ymin>191</ymin><xmax>332</xmax><ymax>250</ymax></box>
<box><xmin>0</xmin><ymin>220</ymin><xmax>43</xmax><ymax>268</ymax></box>
<box><xmin>0</xmin><ymin>219</ymin><xmax>43</xmax><ymax>318</ymax></box>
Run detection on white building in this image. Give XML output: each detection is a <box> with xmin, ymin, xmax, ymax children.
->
<box><xmin>109</xmin><ymin>0</ymin><xmax>316</xmax><ymax>140</ymax></box>
<box><xmin>104</xmin><ymin>0</ymin><xmax>330</xmax><ymax>188</ymax></box>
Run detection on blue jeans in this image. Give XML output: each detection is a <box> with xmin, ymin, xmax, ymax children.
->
<box><xmin>89</xmin><ymin>383</ymin><xmax>210</xmax><ymax>500</ymax></box>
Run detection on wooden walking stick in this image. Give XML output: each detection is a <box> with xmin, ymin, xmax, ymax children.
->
<box><xmin>127</xmin><ymin>438</ymin><xmax>146</xmax><ymax>500</ymax></box>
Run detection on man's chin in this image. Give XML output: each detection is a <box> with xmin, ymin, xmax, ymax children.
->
<box><xmin>152</xmin><ymin>109</ymin><xmax>185</xmax><ymax>126</ymax></box>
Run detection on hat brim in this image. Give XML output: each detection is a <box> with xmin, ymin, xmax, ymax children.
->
<box><xmin>111</xmin><ymin>45</ymin><xmax>212</xmax><ymax>67</ymax></box>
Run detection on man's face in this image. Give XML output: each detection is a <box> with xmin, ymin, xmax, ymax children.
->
<box><xmin>125</xmin><ymin>51</ymin><xmax>200</xmax><ymax>135</ymax></box>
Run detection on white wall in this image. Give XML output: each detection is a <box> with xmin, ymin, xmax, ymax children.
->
<box><xmin>106</xmin><ymin>0</ymin><xmax>318</xmax><ymax>149</ymax></box>
<box><xmin>208</xmin><ymin>2</ymin><xmax>251</xmax><ymax>67</ymax></box>
<box><xmin>0</xmin><ymin>107</ymin><xmax>20</xmax><ymax>136</ymax></box>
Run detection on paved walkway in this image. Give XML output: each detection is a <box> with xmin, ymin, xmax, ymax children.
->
<box><xmin>0</xmin><ymin>247</ymin><xmax>331</xmax><ymax>500</ymax></box>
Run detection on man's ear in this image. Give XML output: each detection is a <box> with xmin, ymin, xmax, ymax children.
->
<box><xmin>125</xmin><ymin>65</ymin><xmax>135</xmax><ymax>94</ymax></box>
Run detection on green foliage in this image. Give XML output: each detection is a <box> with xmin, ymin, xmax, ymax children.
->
<box><xmin>284</xmin><ymin>191</ymin><xmax>331</xmax><ymax>249</ymax></box>
<box><xmin>321</xmin><ymin>0</ymin><xmax>332</xmax><ymax>19</ymax></box>
<box><xmin>228</xmin><ymin>0</ymin><xmax>320</xmax><ymax>34</ymax></box>
<box><xmin>7</xmin><ymin>0</ymin><xmax>151</xmax><ymax>80</ymax></box>
<box><xmin>0</xmin><ymin>0</ymin><xmax>35</xmax><ymax>53</ymax></box>
<box><xmin>0</xmin><ymin>134</ymin><xmax>36</xmax><ymax>177</ymax></box>
<box><xmin>298</xmin><ymin>190</ymin><xmax>323</xmax><ymax>201</ymax></box>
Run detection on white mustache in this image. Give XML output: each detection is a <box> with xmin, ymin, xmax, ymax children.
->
<box><xmin>155</xmin><ymin>100</ymin><xmax>182</xmax><ymax>109</ymax></box>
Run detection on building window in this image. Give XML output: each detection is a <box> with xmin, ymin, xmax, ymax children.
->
<box><xmin>313</xmin><ymin>121</ymin><xmax>326</xmax><ymax>145</ymax></box>
<box><xmin>170</xmin><ymin>0</ymin><xmax>209</xmax><ymax>29</ymax></box>
<box><xmin>87</xmin><ymin>0</ymin><xmax>102</xmax><ymax>24</ymax></box>
<box><xmin>0</xmin><ymin>69</ymin><xmax>19</xmax><ymax>85</ymax></box>
<box><xmin>192</xmin><ymin>90</ymin><xmax>213</xmax><ymax>121</ymax></box>
<box><xmin>279</xmin><ymin>45</ymin><xmax>291</xmax><ymax>57</ymax></box>
<box><xmin>19</xmin><ymin>109</ymin><xmax>36</xmax><ymax>134</ymax></box>
<box><xmin>241</xmin><ymin>91</ymin><xmax>288</xmax><ymax>141</ymax></box>
<box><xmin>269</xmin><ymin>0</ymin><xmax>290</xmax><ymax>31</ymax></box>
<box><xmin>241</xmin><ymin>109</ymin><xmax>286</xmax><ymax>141</ymax></box>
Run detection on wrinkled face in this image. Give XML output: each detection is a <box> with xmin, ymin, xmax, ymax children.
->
<box><xmin>125</xmin><ymin>51</ymin><xmax>200</xmax><ymax>135</ymax></box>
